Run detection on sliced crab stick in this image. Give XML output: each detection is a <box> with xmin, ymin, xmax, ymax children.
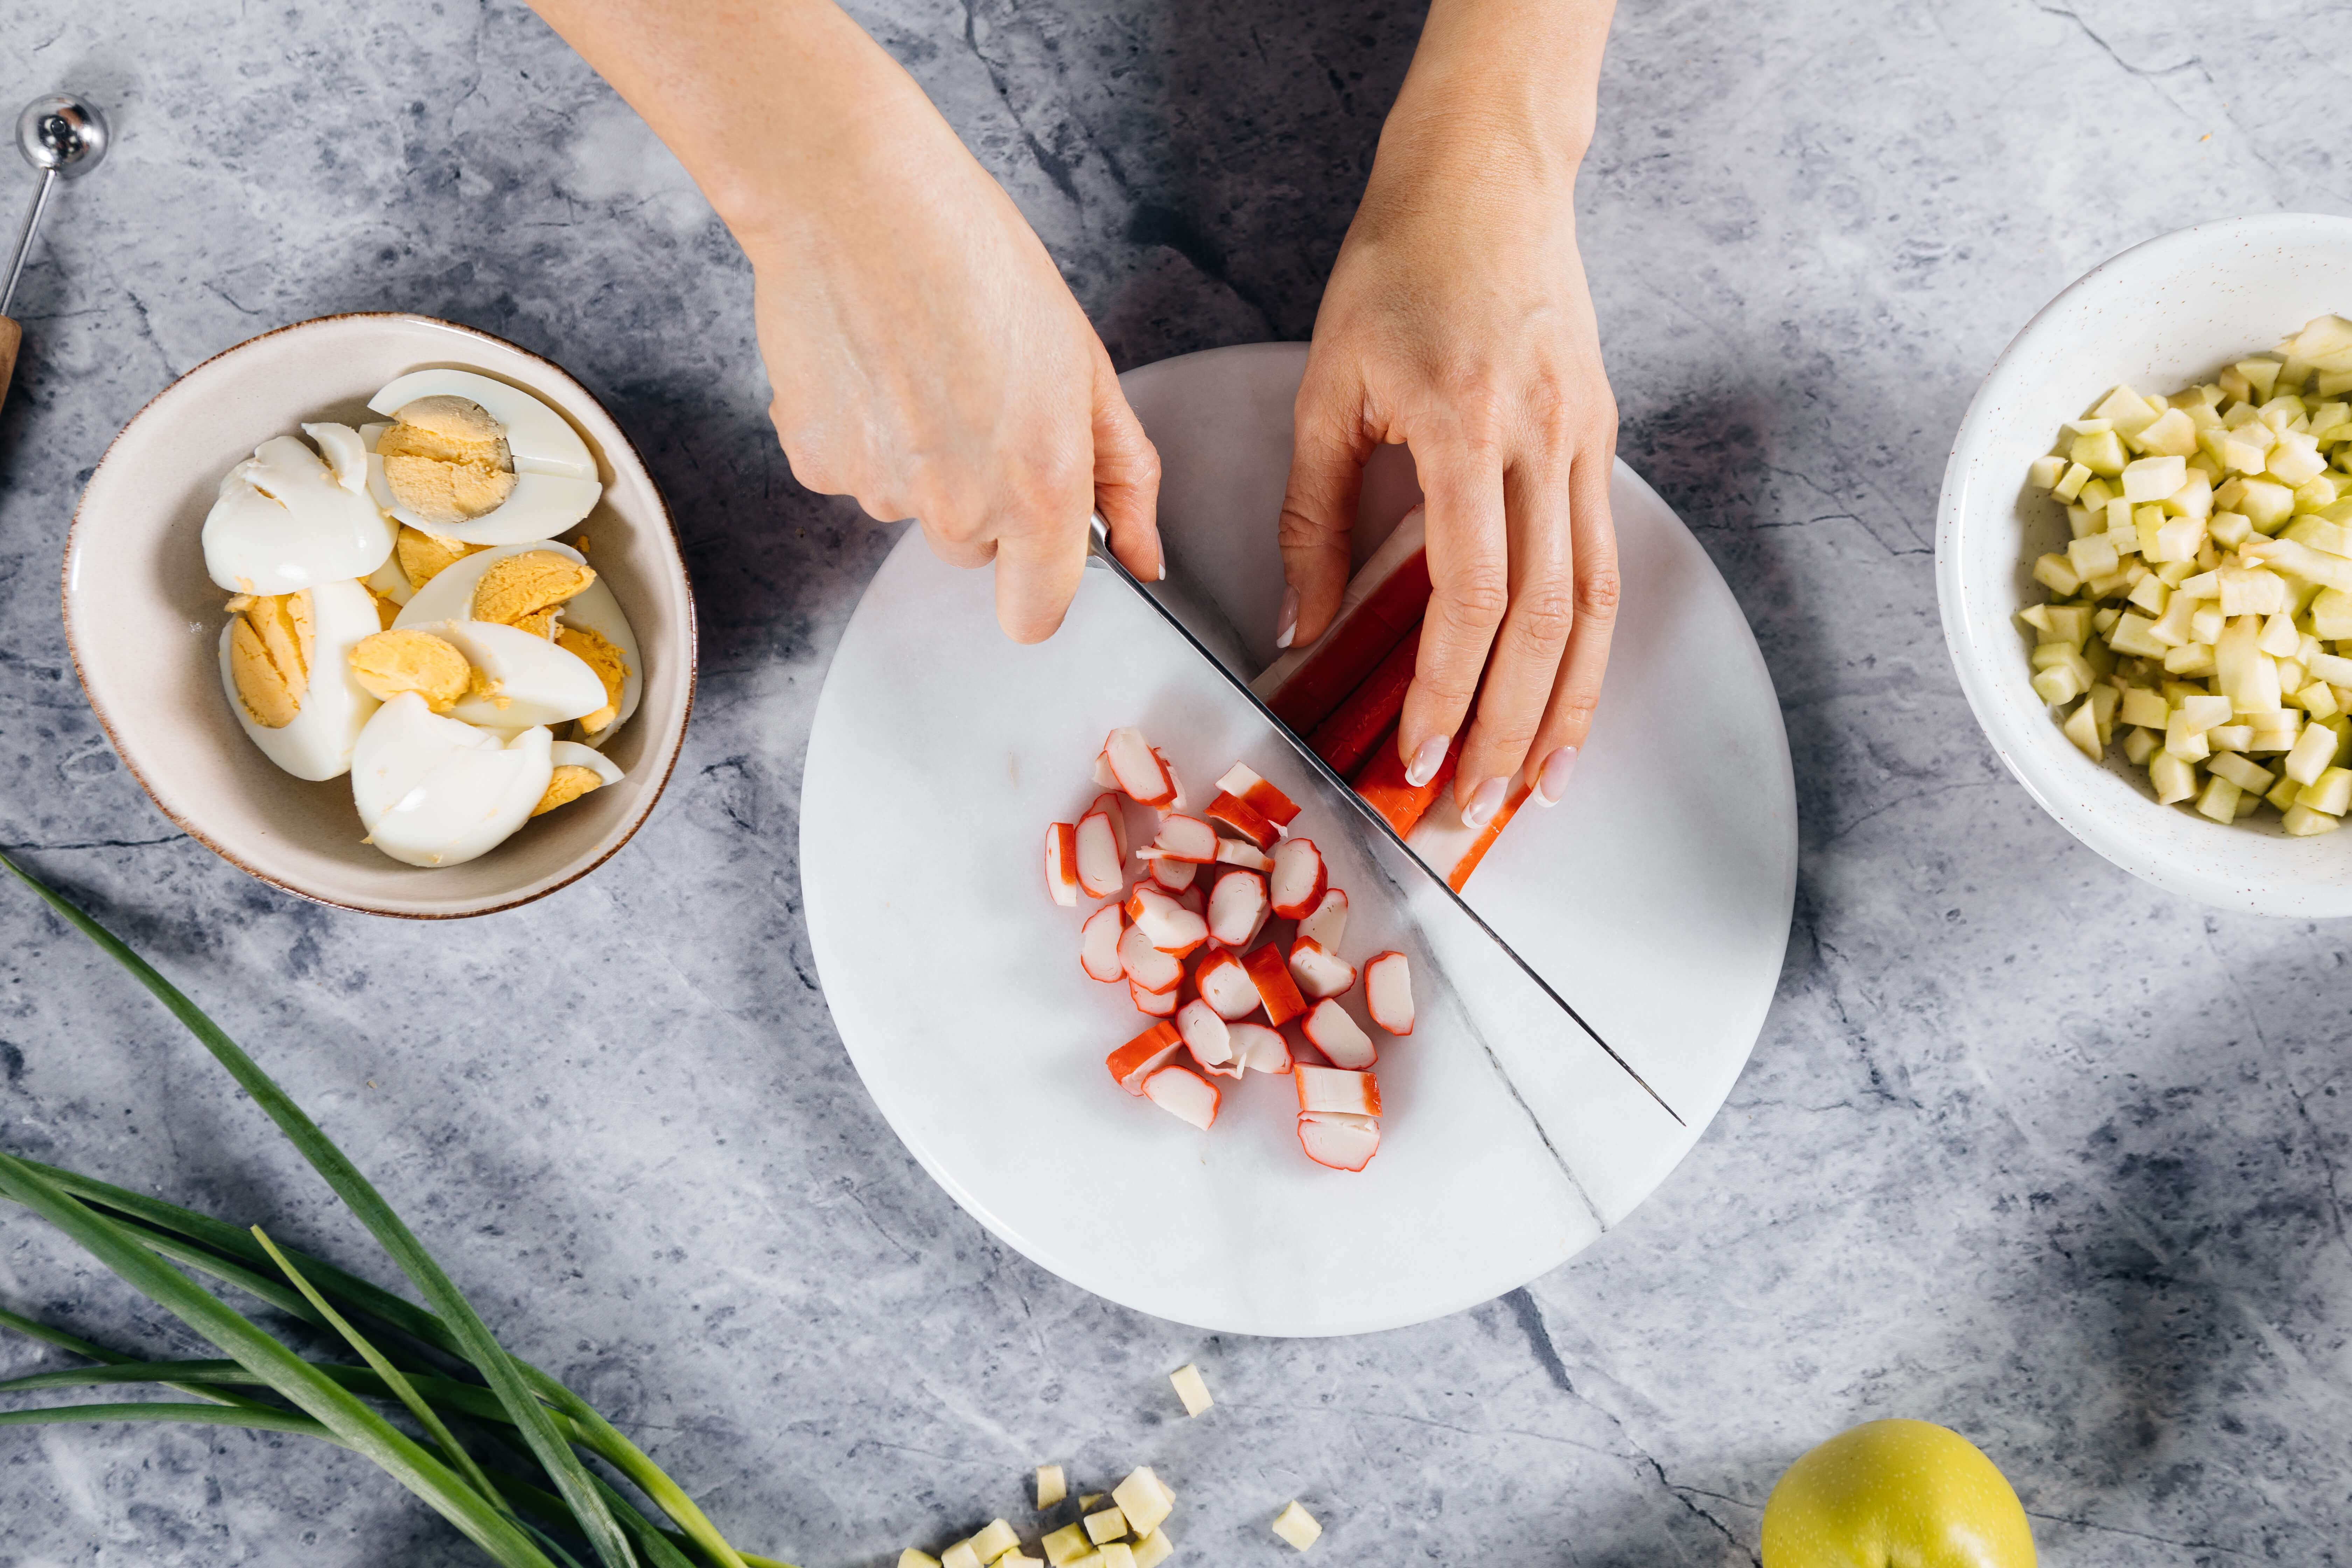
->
<box><xmin>1106</xmin><ymin>1021</ymin><xmax>1183</xmax><ymax>1094</ymax></box>
<box><xmin>1363</xmin><ymin>951</ymin><xmax>1414</xmax><ymax>1035</ymax></box>
<box><xmin>1350</xmin><ymin>722</ymin><xmax>1461</xmax><ymax>836</ymax></box>
<box><xmin>1406</xmin><ymin>770</ymin><xmax>1534</xmax><ymax>891</ymax></box>
<box><xmin>1143</xmin><ymin>1063</ymin><xmax>1220</xmax><ymax>1130</ymax></box>
<box><xmin>1287</xmin><ymin>937</ymin><xmax>1356</xmax><ymax>1000</ymax></box>
<box><xmin>1295</xmin><ymin>1064</ymin><xmax>1382</xmax><ymax>1117</ymax></box>
<box><xmin>1214</xmin><ymin>837</ymin><xmax>1273</xmax><ymax>873</ymax></box>
<box><xmin>1254</xmin><ymin>506</ymin><xmax>1431</xmax><ymax>733</ymax></box>
<box><xmin>1126</xmin><ymin>885</ymin><xmax>1209</xmax><ymax>954</ymax></box>
<box><xmin>1118</xmin><ymin>922</ymin><xmax>1183</xmax><ymax>993</ymax></box>
<box><xmin>1212</xmin><ymin>764</ymin><xmax>1300</xmax><ymax>833</ymax></box>
<box><xmin>1075</xmin><ymin>811</ymin><xmax>1125</xmax><ymax>899</ymax></box>
<box><xmin>1267</xmin><ymin>837</ymin><xmax>1328</xmax><ymax>920</ymax></box>
<box><xmin>1079</xmin><ymin>904</ymin><xmax>1126</xmax><ymax>981</ymax></box>
<box><xmin>1230</xmin><ymin>1021</ymin><xmax>1293</xmax><ymax>1074</ymax></box>
<box><xmin>1045</xmin><ymin>822</ymin><xmax>1079</xmax><ymax>908</ymax></box>
<box><xmin>1155</xmin><ymin>752</ymin><xmax>1188</xmax><ymax>813</ymax></box>
<box><xmin>1305</xmin><ymin>620</ymin><xmax>1423</xmax><ymax>775</ymax></box>
<box><xmin>1131</xmin><ymin>979</ymin><xmax>1180</xmax><ymax>1017</ymax></box>
<box><xmin>1147</xmin><ymin>813</ymin><xmax>1219</xmax><ymax>863</ymax></box>
<box><xmin>1196</xmin><ymin>950</ymin><xmax>1263</xmax><ymax>1021</ymax></box>
<box><xmin>1297</xmin><ymin>1110</ymin><xmax>1380</xmax><ymax>1171</ymax></box>
<box><xmin>1147</xmin><ymin>855</ymin><xmax>1198</xmax><ymax>892</ymax></box>
<box><xmin>1240</xmin><ymin>942</ymin><xmax>1309</xmax><ymax>1027</ymax></box>
<box><xmin>1204</xmin><ymin>790</ymin><xmax>1281</xmax><ymax>849</ymax></box>
<box><xmin>1301</xmin><ymin>997</ymin><xmax>1376</xmax><ymax>1068</ymax></box>
<box><xmin>1295</xmin><ymin>887</ymin><xmax>1348</xmax><ymax>951</ymax></box>
<box><xmin>1175</xmin><ymin>998</ymin><xmax>1233</xmax><ymax>1068</ymax></box>
<box><xmin>1206</xmin><ymin>869</ymin><xmax>1270</xmax><ymax>948</ymax></box>
<box><xmin>1104</xmin><ymin>727</ymin><xmax>1177</xmax><ymax>807</ymax></box>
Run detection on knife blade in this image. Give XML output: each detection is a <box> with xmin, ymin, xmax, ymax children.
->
<box><xmin>1084</xmin><ymin>517</ymin><xmax>1682</xmax><ymax>1126</ymax></box>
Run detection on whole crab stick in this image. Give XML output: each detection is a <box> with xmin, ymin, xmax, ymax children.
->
<box><xmin>1350</xmin><ymin>721</ymin><xmax>1461</xmax><ymax>836</ymax></box>
<box><xmin>1254</xmin><ymin>507</ymin><xmax>1431</xmax><ymax>734</ymax></box>
<box><xmin>1304</xmin><ymin>620</ymin><xmax>1423</xmax><ymax>775</ymax></box>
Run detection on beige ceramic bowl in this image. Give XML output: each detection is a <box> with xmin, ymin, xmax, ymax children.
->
<box><xmin>66</xmin><ymin>313</ymin><xmax>696</xmax><ymax>917</ymax></box>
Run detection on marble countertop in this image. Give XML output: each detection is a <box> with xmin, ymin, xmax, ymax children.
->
<box><xmin>0</xmin><ymin>1</ymin><xmax>2338</xmax><ymax>1563</ymax></box>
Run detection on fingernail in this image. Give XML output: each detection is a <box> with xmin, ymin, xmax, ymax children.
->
<box><xmin>1157</xmin><ymin>559</ymin><xmax>1168</xmax><ymax>582</ymax></box>
<box><xmin>1404</xmin><ymin>734</ymin><xmax>1449</xmax><ymax>788</ymax></box>
<box><xmin>1460</xmin><ymin>776</ymin><xmax>1507</xmax><ymax>829</ymax></box>
<box><xmin>1534</xmin><ymin>746</ymin><xmax>1579</xmax><ymax>806</ymax></box>
<box><xmin>1274</xmin><ymin>585</ymin><xmax>1300</xmax><ymax>649</ymax></box>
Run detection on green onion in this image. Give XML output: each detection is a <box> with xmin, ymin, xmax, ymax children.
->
<box><xmin>0</xmin><ymin>850</ymin><xmax>787</xmax><ymax>1568</ymax></box>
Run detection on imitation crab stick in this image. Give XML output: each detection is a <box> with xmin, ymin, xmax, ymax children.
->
<box><xmin>1363</xmin><ymin>951</ymin><xmax>1414</xmax><ymax>1035</ymax></box>
<box><xmin>1107</xmin><ymin>1021</ymin><xmax>1183</xmax><ymax>1093</ymax></box>
<box><xmin>1406</xmin><ymin>768</ymin><xmax>1535</xmax><ymax>890</ymax></box>
<box><xmin>1239</xmin><ymin>942</ymin><xmax>1308</xmax><ymax>1027</ymax></box>
<box><xmin>1143</xmin><ymin>1063</ymin><xmax>1220</xmax><ymax>1130</ymax></box>
<box><xmin>1301</xmin><ymin>997</ymin><xmax>1376</xmax><ymax>1068</ymax></box>
<box><xmin>1078</xmin><ymin>904</ymin><xmax>1125</xmax><ymax>981</ymax></box>
<box><xmin>1204</xmin><ymin>790</ymin><xmax>1281</xmax><ymax>848</ymax></box>
<box><xmin>1212</xmin><ymin>764</ymin><xmax>1300</xmax><ymax>834</ymax></box>
<box><xmin>1254</xmin><ymin>506</ymin><xmax>1432</xmax><ymax>734</ymax></box>
<box><xmin>1350</xmin><ymin>722</ymin><xmax>1461</xmax><ymax>836</ymax></box>
<box><xmin>1305</xmin><ymin>620</ymin><xmax>1423</xmax><ymax>775</ymax></box>
<box><xmin>1045</xmin><ymin>823</ymin><xmax>1079</xmax><ymax>907</ymax></box>
<box><xmin>1297</xmin><ymin>1111</ymin><xmax>1380</xmax><ymax>1171</ymax></box>
<box><xmin>1295</xmin><ymin>1064</ymin><xmax>1382</xmax><ymax>1117</ymax></box>
<box><xmin>1195</xmin><ymin>949</ymin><xmax>1262</xmax><ymax>1021</ymax></box>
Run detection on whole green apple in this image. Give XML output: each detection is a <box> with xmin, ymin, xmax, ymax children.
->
<box><xmin>1760</xmin><ymin>1418</ymin><xmax>2034</xmax><ymax>1568</ymax></box>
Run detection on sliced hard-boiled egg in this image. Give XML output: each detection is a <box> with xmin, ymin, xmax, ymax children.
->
<box><xmin>363</xmin><ymin>552</ymin><xmax>414</xmax><ymax>607</ymax></box>
<box><xmin>299</xmin><ymin>421</ymin><xmax>370</xmax><ymax>493</ymax></box>
<box><xmin>366</xmin><ymin>369</ymin><xmax>596</xmax><ymax>480</ymax></box>
<box><xmin>202</xmin><ymin>429</ymin><xmax>398</xmax><ymax>594</ymax></box>
<box><xmin>418</xmin><ymin>617</ymin><xmax>607</xmax><ymax>729</ymax></box>
<box><xmin>351</xmin><ymin>694</ymin><xmax>553</xmax><ymax>867</ymax></box>
<box><xmin>216</xmin><ymin>578</ymin><xmax>383</xmax><ymax>780</ymax></box>
<box><xmin>363</xmin><ymin>420</ymin><xmax>601</xmax><ymax>547</ymax></box>
<box><xmin>393</xmin><ymin>539</ymin><xmax>640</xmax><ymax>743</ymax></box>
<box><xmin>533</xmin><ymin>739</ymin><xmax>624</xmax><ymax>817</ymax></box>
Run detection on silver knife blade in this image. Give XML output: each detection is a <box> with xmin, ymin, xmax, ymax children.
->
<box><xmin>1085</xmin><ymin>518</ymin><xmax>1682</xmax><ymax>1126</ymax></box>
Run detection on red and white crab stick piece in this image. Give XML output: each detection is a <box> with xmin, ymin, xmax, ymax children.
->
<box><xmin>1266</xmin><ymin>838</ymin><xmax>1328</xmax><ymax>920</ymax></box>
<box><xmin>1126</xmin><ymin>885</ymin><xmax>1208</xmax><ymax>954</ymax></box>
<box><xmin>1303</xmin><ymin>620</ymin><xmax>1423</xmax><ymax>775</ymax></box>
<box><xmin>1301</xmin><ymin>997</ymin><xmax>1376</xmax><ymax>1068</ymax></box>
<box><xmin>1119</xmin><ymin>922</ymin><xmax>1182</xmax><ymax>993</ymax></box>
<box><xmin>1078</xmin><ymin>904</ymin><xmax>1125</xmax><ymax>981</ymax></box>
<box><xmin>1104</xmin><ymin>727</ymin><xmax>1178</xmax><ymax>808</ymax></box>
<box><xmin>1363</xmin><ymin>951</ymin><xmax>1413</xmax><ymax>1035</ymax></box>
<box><xmin>1143</xmin><ymin>1063</ymin><xmax>1220</xmax><ymax>1130</ymax></box>
<box><xmin>1195</xmin><ymin>950</ymin><xmax>1263</xmax><ymax>1021</ymax></box>
<box><xmin>1147</xmin><ymin>855</ymin><xmax>1198</xmax><ymax>892</ymax></box>
<box><xmin>1286</xmin><ymin>938</ymin><xmax>1355</xmax><ymax>1001</ymax></box>
<box><xmin>1204</xmin><ymin>789</ymin><xmax>1281</xmax><ymax>849</ymax></box>
<box><xmin>1132</xmin><ymin>981</ymin><xmax>1178</xmax><ymax>1017</ymax></box>
<box><xmin>1406</xmin><ymin>769</ymin><xmax>1534</xmax><ymax>891</ymax></box>
<box><xmin>1106</xmin><ymin>1020</ymin><xmax>1184</xmax><ymax>1094</ymax></box>
<box><xmin>1143</xmin><ymin>813</ymin><xmax>1218</xmax><ymax>864</ymax></box>
<box><xmin>1240</xmin><ymin>943</ymin><xmax>1309</xmax><ymax>1028</ymax></box>
<box><xmin>1229</xmin><ymin>1020</ymin><xmax>1293</xmax><ymax>1074</ymax></box>
<box><xmin>1045</xmin><ymin>823</ymin><xmax>1079</xmax><ymax>908</ymax></box>
<box><xmin>1206</xmin><ymin>869</ymin><xmax>1269</xmax><ymax>949</ymax></box>
<box><xmin>1175</xmin><ymin>999</ymin><xmax>1233</xmax><ymax>1071</ymax></box>
<box><xmin>1295</xmin><ymin>1064</ymin><xmax>1382</xmax><ymax>1118</ymax></box>
<box><xmin>1212</xmin><ymin>764</ymin><xmax>1300</xmax><ymax>835</ymax></box>
<box><xmin>1253</xmin><ymin>505</ymin><xmax>1431</xmax><ymax>734</ymax></box>
<box><xmin>1297</xmin><ymin>1111</ymin><xmax>1380</xmax><ymax>1171</ymax></box>
<box><xmin>1074</xmin><ymin>811</ymin><xmax>1124</xmax><ymax>900</ymax></box>
<box><xmin>1214</xmin><ymin>837</ymin><xmax>1272</xmax><ymax>873</ymax></box>
<box><xmin>1295</xmin><ymin>888</ymin><xmax>1347</xmax><ymax>950</ymax></box>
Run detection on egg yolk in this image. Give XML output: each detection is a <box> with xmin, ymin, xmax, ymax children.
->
<box><xmin>379</xmin><ymin>396</ymin><xmax>518</xmax><ymax>527</ymax></box>
<box><xmin>225</xmin><ymin>591</ymin><xmax>313</xmax><ymax>728</ymax></box>
<box><xmin>471</xmin><ymin>551</ymin><xmax>597</xmax><ymax>639</ymax></box>
<box><xmin>531</xmin><ymin>764</ymin><xmax>605</xmax><ymax>817</ymax></box>
<box><xmin>556</xmin><ymin>624</ymin><xmax>629</xmax><ymax>736</ymax></box>
<box><xmin>396</xmin><ymin>524</ymin><xmax>486</xmax><ymax>591</ymax></box>
<box><xmin>348</xmin><ymin>629</ymin><xmax>471</xmax><ymax>713</ymax></box>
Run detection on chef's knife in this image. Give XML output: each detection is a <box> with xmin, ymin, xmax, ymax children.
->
<box><xmin>1084</xmin><ymin>517</ymin><xmax>1683</xmax><ymax>1125</ymax></box>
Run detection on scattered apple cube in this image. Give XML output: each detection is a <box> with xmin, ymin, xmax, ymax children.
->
<box><xmin>1271</xmin><ymin>1502</ymin><xmax>1323</xmax><ymax>1551</ymax></box>
<box><xmin>1169</xmin><ymin>1363</ymin><xmax>1213</xmax><ymax>1418</ymax></box>
<box><xmin>1084</xmin><ymin>1507</ymin><xmax>1128</xmax><ymax>1545</ymax></box>
<box><xmin>1113</xmin><ymin>1468</ymin><xmax>1175</xmax><ymax>1536</ymax></box>
<box><xmin>1041</xmin><ymin>1524</ymin><xmax>1093</xmax><ymax>1566</ymax></box>
<box><xmin>901</xmin><ymin>1552</ymin><xmax>943</xmax><ymax>1568</ymax></box>
<box><xmin>1130</xmin><ymin>1531</ymin><xmax>1173</xmax><ymax>1568</ymax></box>
<box><xmin>943</xmin><ymin>1540</ymin><xmax>982</xmax><ymax>1568</ymax></box>
<box><xmin>1036</xmin><ymin>1465</ymin><xmax>1067</xmax><ymax>1511</ymax></box>
<box><xmin>1097</xmin><ymin>1547</ymin><xmax>1135</xmax><ymax>1568</ymax></box>
<box><xmin>970</xmin><ymin>1521</ymin><xmax>1019</xmax><ymax>1561</ymax></box>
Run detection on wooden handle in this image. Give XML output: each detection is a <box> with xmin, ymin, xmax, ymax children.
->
<box><xmin>0</xmin><ymin>316</ymin><xmax>18</xmax><ymax>410</ymax></box>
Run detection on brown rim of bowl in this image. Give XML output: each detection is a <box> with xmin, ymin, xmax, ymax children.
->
<box><xmin>59</xmin><ymin>310</ymin><xmax>700</xmax><ymax>920</ymax></box>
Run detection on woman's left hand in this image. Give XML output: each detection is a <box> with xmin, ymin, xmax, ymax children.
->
<box><xmin>1277</xmin><ymin>0</ymin><xmax>1620</xmax><ymax>827</ymax></box>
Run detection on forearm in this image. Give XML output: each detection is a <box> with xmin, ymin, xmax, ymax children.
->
<box><xmin>1381</xmin><ymin>0</ymin><xmax>1616</xmax><ymax>180</ymax></box>
<box><xmin>524</xmin><ymin>0</ymin><xmax>942</xmax><ymax>254</ymax></box>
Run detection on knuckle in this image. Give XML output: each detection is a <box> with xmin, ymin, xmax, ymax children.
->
<box><xmin>1552</xmin><ymin>688</ymin><xmax>1602</xmax><ymax>734</ymax></box>
<box><xmin>1508</xmin><ymin>584</ymin><xmax>1577</xmax><ymax>649</ymax></box>
<box><xmin>1576</xmin><ymin>563</ymin><xmax>1623</xmax><ymax>621</ymax></box>
<box><xmin>1442</xmin><ymin>568</ymin><xmax>1511</xmax><ymax>628</ymax></box>
<box><xmin>1276</xmin><ymin>504</ymin><xmax>1348</xmax><ymax>553</ymax></box>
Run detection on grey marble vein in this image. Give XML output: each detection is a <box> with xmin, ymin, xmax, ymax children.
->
<box><xmin>0</xmin><ymin>0</ymin><xmax>2344</xmax><ymax>1563</ymax></box>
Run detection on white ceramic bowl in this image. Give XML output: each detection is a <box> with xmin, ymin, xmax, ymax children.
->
<box><xmin>1937</xmin><ymin>213</ymin><xmax>2352</xmax><ymax>917</ymax></box>
<box><xmin>66</xmin><ymin>313</ymin><xmax>696</xmax><ymax>918</ymax></box>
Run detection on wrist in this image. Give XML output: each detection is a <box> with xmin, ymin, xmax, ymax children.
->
<box><xmin>1379</xmin><ymin>0</ymin><xmax>1610</xmax><ymax>178</ymax></box>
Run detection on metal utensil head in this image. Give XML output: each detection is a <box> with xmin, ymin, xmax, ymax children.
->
<box><xmin>18</xmin><ymin>94</ymin><xmax>107</xmax><ymax>178</ymax></box>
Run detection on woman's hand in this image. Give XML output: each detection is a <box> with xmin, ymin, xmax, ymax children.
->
<box><xmin>528</xmin><ymin>0</ymin><xmax>1160</xmax><ymax>644</ymax></box>
<box><xmin>1279</xmin><ymin>0</ymin><xmax>1620</xmax><ymax>823</ymax></box>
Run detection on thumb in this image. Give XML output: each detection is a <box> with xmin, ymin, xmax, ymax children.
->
<box><xmin>1092</xmin><ymin>350</ymin><xmax>1164</xmax><ymax>579</ymax></box>
<box><xmin>1278</xmin><ymin>362</ymin><xmax>1372</xmax><ymax>649</ymax></box>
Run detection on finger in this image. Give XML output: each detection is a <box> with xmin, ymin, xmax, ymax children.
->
<box><xmin>1397</xmin><ymin>430</ymin><xmax>1509</xmax><ymax>787</ymax></box>
<box><xmin>1278</xmin><ymin>358</ymin><xmax>1374</xmax><ymax>650</ymax></box>
<box><xmin>927</xmin><ymin>528</ymin><xmax>997</xmax><ymax>571</ymax></box>
<box><xmin>992</xmin><ymin>498</ymin><xmax>1091</xmax><ymax>644</ymax></box>
<box><xmin>1092</xmin><ymin>350</ymin><xmax>1165</xmax><ymax>580</ymax></box>
<box><xmin>1525</xmin><ymin>450</ymin><xmax>1620</xmax><ymax>808</ymax></box>
<box><xmin>1455</xmin><ymin>451</ymin><xmax>1575</xmax><ymax>816</ymax></box>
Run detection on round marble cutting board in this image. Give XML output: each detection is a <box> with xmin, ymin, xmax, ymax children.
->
<box><xmin>802</xmin><ymin>343</ymin><xmax>1795</xmax><ymax>1336</ymax></box>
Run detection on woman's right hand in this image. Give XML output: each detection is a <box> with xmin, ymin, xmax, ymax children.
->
<box><xmin>728</xmin><ymin>59</ymin><xmax>1161</xmax><ymax>643</ymax></box>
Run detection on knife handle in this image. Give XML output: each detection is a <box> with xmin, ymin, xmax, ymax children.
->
<box><xmin>0</xmin><ymin>316</ymin><xmax>19</xmax><ymax>410</ymax></box>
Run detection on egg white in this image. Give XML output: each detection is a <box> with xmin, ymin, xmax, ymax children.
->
<box><xmin>365</xmin><ymin>369</ymin><xmax>597</xmax><ymax>480</ymax></box>
<box><xmin>547</xmin><ymin>740</ymin><xmax>624</xmax><ymax>789</ymax></box>
<box><xmin>203</xmin><ymin>434</ymin><xmax>398</xmax><ymax>594</ymax></box>
<box><xmin>217</xmin><ymin>578</ymin><xmax>384</xmax><ymax>782</ymax></box>
<box><xmin>351</xmin><ymin>694</ymin><xmax>554</xmax><ymax>867</ymax></box>
<box><xmin>418</xmin><ymin>618</ymin><xmax>607</xmax><ymax>730</ymax></box>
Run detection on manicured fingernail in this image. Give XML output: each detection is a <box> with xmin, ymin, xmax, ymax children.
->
<box><xmin>1274</xmin><ymin>585</ymin><xmax>1300</xmax><ymax>649</ymax></box>
<box><xmin>1157</xmin><ymin>557</ymin><xmax>1168</xmax><ymax>582</ymax></box>
<box><xmin>1534</xmin><ymin>746</ymin><xmax>1579</xmax><ymax>806</ymax></box>
<box><xmin>1404</xmin><ymin>735</ymin><xmax>1449</xmax><ymax>788</ymax></box>
<box><xmin>1460</xmin><ymin>775</ymin><xmax>1507</xmax><ymax>829</ymax></box>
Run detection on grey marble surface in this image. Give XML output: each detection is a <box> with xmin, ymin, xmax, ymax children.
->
<box><xmin>0</xmin><ymin>1</ymin><xmax>2341</xmax><ymax>1563</ymax></box>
